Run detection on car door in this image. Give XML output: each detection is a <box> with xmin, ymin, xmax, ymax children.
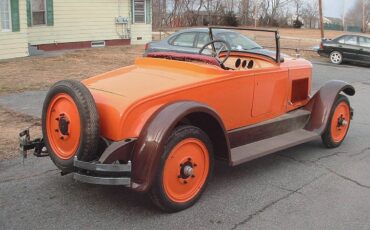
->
<box><xmin>358</xmin><ymin>36</ymin><xmax>370</xmax><ymax>63</ymax></box>
<box><xmin>251</xmin><ymin>67</ymin><xmax>289</xmax><ymax>118</ymax></box>
<box><xmin>168</xmin><ymin>32</ymin><xmax>200</xmax><ymax>54</ymax></box>
<box><xmin>338</xmin><ymin>35</ymin><xmax>360</xmax><ymax>60</ymax></box>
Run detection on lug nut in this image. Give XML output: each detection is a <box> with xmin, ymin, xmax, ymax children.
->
<box><xmin>177</xmin><ymin>175</ymin><xmax>181</xmax><ymax>178</ymax></box>
<box><xmin>183</xmin><ymin>181</ymin><xmax>188</xmax><ymax>184</ymax></box>
<box><xmin>60</xmin><ymin>136</ymin><xmax>64</xmax><ymax>140</ymax></box>
<box><xmin>55</xmin><ymin>129</ymin><xmax>59</xmax><ymax>132</ymax></box>
<box><xmin>194</xmin><ymin>163</ymin><xmax>197</xmax><ymax>167</ymax></box>
<box><xmin>188</xmin><ymin>158</ymin><xmax>191</xmax><ymax>161</ymax></box>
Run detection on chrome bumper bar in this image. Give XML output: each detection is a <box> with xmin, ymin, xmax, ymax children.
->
<box><xmin>73</xmin><ymin>157</ymin><xmax>131</xmax><ymax>186</ymax></box>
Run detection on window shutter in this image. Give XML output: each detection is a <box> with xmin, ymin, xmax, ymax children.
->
<box><xmin>10</xmin><ymin>0</ymin><xmax>20</xmax><ymax>32</ymax></box>
<box><xmin>46</xmin><ymin>0</ymin><xmax>54</xmax><ymax>26</ymax></box>
<box><xmin>145</xmin><ymin>0</ymin><xmax>151</xmax><ymax>24</ymax></box>
<box><xmin>26</xmin><ymin>0</ymin><xmax>31</xmax><ymax>27</ymax></box>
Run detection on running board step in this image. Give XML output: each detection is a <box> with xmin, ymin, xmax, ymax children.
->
<box><xmin>230</xmin><ymin>129</ymin><xmax>319</xmax><ymax>166</ymax></box>
<box><xmin>228</xmin><ymin>109</ymin><xmax>311</xmax><ymax>148</ymax></box>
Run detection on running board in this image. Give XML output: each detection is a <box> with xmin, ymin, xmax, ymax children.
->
<box><xmin>228</xmin><ymin>109</ymin><xmax>311</xmax><ymax>148</ymax></box>
<box><xmin>230</xmin><ymin>129</ymin><xmax>319</xmax><ymax>166</ymax></box>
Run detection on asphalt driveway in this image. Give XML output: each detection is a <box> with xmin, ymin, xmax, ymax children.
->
<box><xmin>1</xmin><ymin>60</ymin><xmax>370</xmax><ymax>230</ymax></box>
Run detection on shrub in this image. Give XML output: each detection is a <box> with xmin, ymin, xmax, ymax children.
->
<box><xmin>293</xmin><ymin>19</ymin><xmax>304</xmax><ymax>28</ymax></box>
<box><xmin>223</xmin><ymin>11</ymin><xmax>239</xmax><ymax>27</ymax></box>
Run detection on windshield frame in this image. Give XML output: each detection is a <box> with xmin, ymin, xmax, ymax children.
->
<box><xmin>209</xmin><ymin>26</ymin><xmax>281</xmax><ymax>63</ymax></box>
<box><xmin>214</xmin><ymin>31</ymin><xmax>263</xmax><ymax>51</ymax></box>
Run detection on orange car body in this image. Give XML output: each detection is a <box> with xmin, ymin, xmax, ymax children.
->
<box><xmin>19</xmin><ymin>27</ymin><xmax>355</xmax><ymax>210</ymax></box>
<box><xmin>83</xmin><ymin>53</ymin><xmax>312</xmax><ymax>142</ymax></box>
<box><xmin>74</xmin><ymin>46</ymin><xmax>355</xmax><ymax>193</ymax></box>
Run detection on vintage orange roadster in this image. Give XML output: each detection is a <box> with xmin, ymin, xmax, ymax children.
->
<box><xmin>20</xmin><ymin>27</ymin><xmax>355</xmax><ymax>212</ymax></box>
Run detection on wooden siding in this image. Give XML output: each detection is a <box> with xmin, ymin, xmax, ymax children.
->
<box><xmin>28</xmin><ymin>0</ymin><xmax>152</xmax><ymax>45</ymax></box>
<box><xmin>0</xmin><ymin>0</ymin><xmax>29</xmax><ymax>59</ymax></box>
<box><xmin>131</xmin><ymin>24</ymin><xmax>152</xmax><ymax>44</ymax></box>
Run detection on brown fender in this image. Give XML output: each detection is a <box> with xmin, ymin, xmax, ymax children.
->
<box><xmin>130</xmin><ymin>101</ymin><xmax>230</xmax><ymax>192</ymax></box>
<box><xmin>304</xmin><ymin>80</ymin><xmax>355</xmax><ymax>134</ymax></box>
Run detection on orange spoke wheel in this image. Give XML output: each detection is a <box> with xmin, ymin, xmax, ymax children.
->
<box><xmin>42</xmin><ymin>80</ymin><xmax>100</xmax><ymax>173</ymax></box>
<box><xmin>322</xmin><ymin>95</ymin><xmax>351</xmax><ymax>148</ymax></box>
<box><xmin>150</xmin><ymin>126</ymin><xmax>213</xmax><ymax>212</ymax></box>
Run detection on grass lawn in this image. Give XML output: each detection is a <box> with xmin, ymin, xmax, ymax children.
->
<box><xmin>0</xmin><ymin>45</ymin><xmax>144</xmax><ymax>95</ymax></box>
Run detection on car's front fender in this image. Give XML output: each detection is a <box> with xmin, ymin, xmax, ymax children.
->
<box><xmin>304</xmin><ymin>80</ymin><xmax>355</xmax><ymax>134</ymax></box>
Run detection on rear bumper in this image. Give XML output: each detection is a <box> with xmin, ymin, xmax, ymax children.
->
<box><xmin>72</xmin><ymin>138</ymin><xmax>136</xmax><ymax>186</ymax></box>
<box><xmin>73</xmin><ymin>157</ymin><xmax>131</xmax><ymax>186</ymax></box>
<box><xmin>317</xmin><ymin>49</ymin><xmax>329</xmax><ymax>57</ymax></box>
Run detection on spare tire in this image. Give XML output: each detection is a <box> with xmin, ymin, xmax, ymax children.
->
<box><xmin>42</xmin><ymin>80</ymin><xmax>100</xmax><ymax>173</ymax></box>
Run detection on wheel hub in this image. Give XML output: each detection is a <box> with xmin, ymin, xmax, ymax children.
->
<box><xmin>183</xmin><ymin>165</ymin><xmax>193</xmax><ymax>177</ymax></box>
<box><xmin>337</xmin><ymin>115</ymin><xmax>348</xmax><ymax>129</ymax></box>
<box><xmin>179</xmin><ymin>160</ymin><xmax>195</xmax><ymax>179</ymax></box>
<box><xmin>58</xmin><ymin>114</ymin><xmax>70</xmax><ymax>136</ymax></box>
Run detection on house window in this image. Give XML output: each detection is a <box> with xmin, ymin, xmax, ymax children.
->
<box><xmin>31</xmin><ymin>0</ymin><xmax>46</xmax><ymax>25</ymax></box>
<box><xmin>133</xmin><ymin>0</ymin><xmax>145</xmax><ymax>23</ymax></box>
<box><xmin>0</xmin><ymin>0</ymin><xmax>11</xmax><ymax>31</ymax></box>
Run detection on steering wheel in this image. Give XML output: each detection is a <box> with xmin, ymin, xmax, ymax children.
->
<box><xmin>198</xmin><ymin>39</ymin><xmax>231</xmax><ymax>65</ymax></box>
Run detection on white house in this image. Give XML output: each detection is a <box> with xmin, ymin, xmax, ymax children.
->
<box><xmin>0</xmin><ymin>0</ymin><xmax>152</xmax><ymax>60</ymax></box>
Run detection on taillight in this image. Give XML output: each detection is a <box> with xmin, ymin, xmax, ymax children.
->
<box><xmin>320</xmin><ymin>42</ymin><xmax>324</xmax><ymax>50</ymax></box>
<box><xmin>144</xmin><ymin>43</ymin><xmax>149</xmax><ymax>50</ymax></box>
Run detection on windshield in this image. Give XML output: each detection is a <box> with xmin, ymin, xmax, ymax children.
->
<box><xmin>215</xmin><ymin>32</ymin><xmax>262</xmax><ymax>51</ymax></box>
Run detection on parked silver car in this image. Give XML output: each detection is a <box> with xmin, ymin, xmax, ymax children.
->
<box><xmin>145</xmin><ymin>28</ymin><xmax>278</xmax><ymax>58</ymax></box>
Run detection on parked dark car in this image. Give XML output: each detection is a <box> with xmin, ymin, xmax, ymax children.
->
<box><xmin>145</xmin><ymin>28</ymin><xmax>282</xmax><ymax>60</ymax></box>
<box><xmin>318</xmin><ymin>34</ymin><xmax>370</xmax><ymax>64</ymax></box>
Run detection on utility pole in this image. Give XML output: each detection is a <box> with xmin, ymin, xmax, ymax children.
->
<box><xmin>363</xmin><ymin>0</ymin><xmax>366</xmax><ymax>32</ymax></box>
<box><xmin>342</xmin><ymin>0</ymin><xmax>346</xmax><ymax>31</ymax></box>
<box><xmin>319</xmin><ymin>0</ymin><xmax>325</xmax><ymax>39</ymax></box>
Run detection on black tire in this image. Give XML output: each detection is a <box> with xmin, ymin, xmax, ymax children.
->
<box><xmin>149</xmin><ymin>125</ymin><xmax>214</xmax><ymax>212</ymax></box>
<box><xmin>42</xmin><ymin>80</ymin><xmax>100</xmax><ymax>173</ymax></box>
<box><xmin>321</xmin><ymin>94</ymin><xmax>351</xmax><ymax>148</ymax></box>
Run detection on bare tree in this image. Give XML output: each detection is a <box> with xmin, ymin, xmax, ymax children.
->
<box><xmin>258</xmin><ymin>0</ymin><xmax>293</xmax><ymax>26</ymax></box>
<box><xmin>183</xmin><ymin>0</ymin><xmax>204</xmax><ymax>26</ymax></box>
<box><xmin>203</xmin><ymin>0</ymin><xmax>224</xmax><ymax>25</ymax></box>
<box><xmin>153</xmin><ymin>0</ymin><xmax>168</xmax><ymax>28</ymax></box>
<box><xmin>238</xmin><ymin>0</ymin><xmax>250</xmax><ymax>25</ymax></box>
<box><xmin>292</xmin><ymin>0</ymin><xmax>303</xmax><ymax>21</ymax></box>
<box><xmin>345</xmin><ymin>0</ymin><xmax>369</xmax><ymax>32</ymax></box>
<box><xmin>302</xmin><ymin>0</ymin><xmax>319</xmax><ymax>29</ymax></box>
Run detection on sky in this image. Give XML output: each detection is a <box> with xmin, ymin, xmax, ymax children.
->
<box><xmin>323</xmin><ymin>0</ymin><xmax>356</xmax><ymax>18</ymax></box>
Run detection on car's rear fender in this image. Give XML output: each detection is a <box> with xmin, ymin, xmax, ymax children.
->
<box><xmin>304</xmin><ymin>80</ymin><xmax>355</xmax><ymax>134</ymax></box>
<box><xmin>130</xmin><ymin>101</ymin><xmax>230</xmax><ymax>192</ymax></box>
